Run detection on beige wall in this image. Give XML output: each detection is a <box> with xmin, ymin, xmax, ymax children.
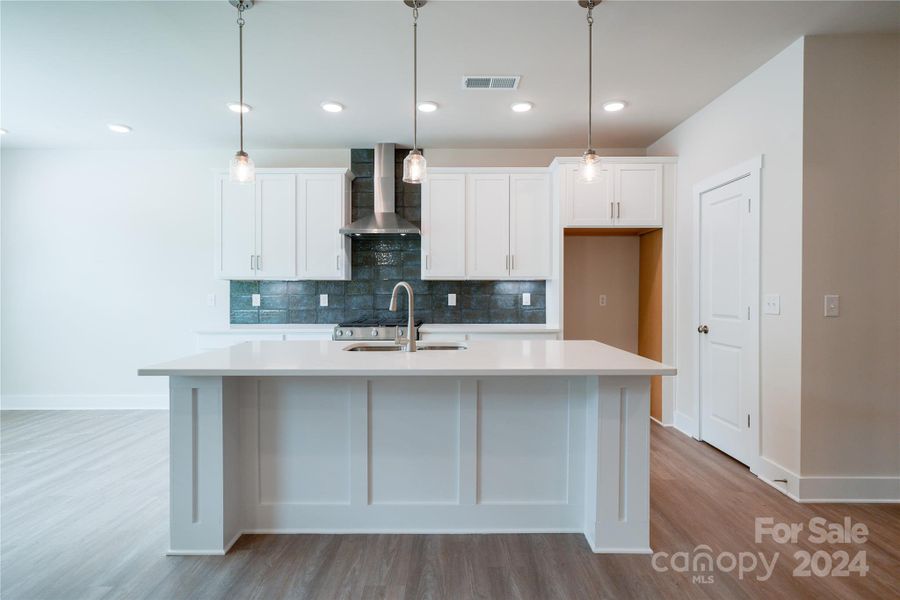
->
<box><xmin>563</xmin><ymin>236</ymin><xmax>640</xmax><ymax>353</ymax></box>
<box><xmin>800</xmin><ymin>34</ymin><xmax>900</xmax><ymax>477</ymax></box>
<box><xmin>648</xmin><ymin>39</ymin><xmax>806</xmax><ymax>472</ymax></box>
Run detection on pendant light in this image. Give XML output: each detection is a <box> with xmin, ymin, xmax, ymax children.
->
<box><xmin>229</xmin><ymin>0</ymin><xmax>255</xmax><ymax>183</ymax></box>
<box><xmin>579</xmin><ymin>0</ymin><xmax>601</xmax><ymax>183</ymax></box>
<box><xmin>402</xmin><ymin>0</ymin><xmax>427</xmax><ymax>184</ymax></box>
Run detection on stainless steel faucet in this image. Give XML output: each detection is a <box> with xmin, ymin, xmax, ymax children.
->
<box><xmin>389</xmin><ymin>281</ymin><xmax>416</xmax><ymax>352</ymax></box>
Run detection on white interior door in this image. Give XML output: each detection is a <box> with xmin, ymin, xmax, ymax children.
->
<box><xmin>466</xmin><ymin>174</ymin><xmax>510</xmax><ymax>279</ymax></box>
<box><xmin>509</xmin><ymin>174</ymin><xmax>550</xmax><ymax>278</ymax></box>
<box><xmin>215</xmin><ymin>175</ymin><xmax>256</xmax><ymax>279</ymax></box>
<box><xmin>255</xmin><ymin>174</ymin><xmax>297</xmax><ymax>279</ymax></box>
<box><xmin>421</xmin><ymin>174</ymin><xmax>466</xmax><ymax>279</ymax></box>
<box><xmin>698</xmin><ymin>174</ymin><xmax>758</xmax><ymax>466</ymax></box>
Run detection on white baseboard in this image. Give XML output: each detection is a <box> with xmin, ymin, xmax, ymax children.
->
<box><xmin>672</xmin><ymin>410</ymin><xmax>698</xmax><ymax>439</ymax></box>
<box><xmin>756</xmin><ymin>456</ymin><xmax>898</xmax><ymax>503</ymax></box>
<box><xmin>0</xmin><ymin>394</ymin><xmax>168</xmax><ymax>410</ymax></box>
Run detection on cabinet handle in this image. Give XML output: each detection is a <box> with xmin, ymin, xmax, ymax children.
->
<box><xmin>617</xmin><ymin>202</ymin><xmax>621</xmax><ymax>219</ymax></box>
<box><xmin>257</xmin><ymin>255</ymin><xmax>262</xmax><ymax>270</ymax></box>
<box><xmin>425</xmin><ymin>254</ymin><xmax>430</xmax><ymax>270</ymax></box>
<box><xmin>511</xmin><ymin>255</ymin><xmax>516</xmax><ymax>271</ymax></box>
<box><xmin>610</xmin><ymin>202</ymin><xmax>614</xmax><ymax>219</ymax></box>
<box><xmin>250</xmin><ymin>254</ymin><xmax>255</xmax><ymax>270</ymax></box>
<box><xmin>505</xmin><ymin>255</ymin><xmax>509</xmax><ymax>270</ymax></box>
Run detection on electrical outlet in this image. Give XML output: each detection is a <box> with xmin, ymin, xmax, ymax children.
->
<box><xmin>824</xmin><ymin>294</ymin><xmax>840</xmax><ymax>317</ymax></box>
<box><xmin>448</xmin><ymin>293</ymin><xmax>457</xmax><ymax>307</ymax></box>
<box><xmin>251</xmin><ymin>294</ymin><xmax>261</xmax><ymax>307</ymax></box>
<box><xmin>599</xmin><ymin>294</ymin><xmax>607</xmax><ymax>306</ymax></box>
<box><xmin>764</xmin><ymin>294</ymin><xmax>781</xmax><ymax>315</ymax></box>
<box><xmin>522</xmin><ymin>292</ymin><xmax>531</xmax><ymax>306</ymax></box>
<box><xmin>206</xmin><ymin>293</ymin><xmax>216</xmax><ymax>307</ymax></box>
<box><xmin>319</xmin><ymin>294</ymin><xmax>329</xmax><ymax>307</ymax></box>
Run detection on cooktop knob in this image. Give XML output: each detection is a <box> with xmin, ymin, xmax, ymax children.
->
<box><xmin>371</xmin><ymin>329</ymin><xmax>379</xmax><ymax>337</ymax></box>
<box><xmin>336</xmin><ymin>329</ymin><xmax>344</xmax><ymax>337</ymax></box>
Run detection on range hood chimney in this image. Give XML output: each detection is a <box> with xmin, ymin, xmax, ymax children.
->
<box><xmin>339</xmin><ymin>143</ymin><xmax>421</xmax><ymax>236</ymax></box>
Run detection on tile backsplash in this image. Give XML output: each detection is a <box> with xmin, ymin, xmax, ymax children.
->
<box><xmin>229</xmin><ymin>148</ymin><xmax>546</xmax><ymax>326</ymax></box>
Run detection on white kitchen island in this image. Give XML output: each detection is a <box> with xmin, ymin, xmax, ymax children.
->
<box><xmin>139</xmin><ymin>340</ymin><xmax>674</xmax><ymax>556</ymax></box>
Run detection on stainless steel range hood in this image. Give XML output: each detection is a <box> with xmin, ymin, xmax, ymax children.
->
<box><xmin>340</xmin><ymin>143</ymin><xmax>421</xmax><ymax>236</ymax></box>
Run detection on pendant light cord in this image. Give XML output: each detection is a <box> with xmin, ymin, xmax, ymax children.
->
<box><xmin>238</xmin><ymin>5</ymin><xmax>246</xmax><ymax>153</ymax></box>
<box><xmin>412</xmin><ymin>1</ymin><xmax>419</xmax><ymax>152</ymax></box>
<box><xmin>586</xmin><ymin>0</ymin><xmax>594</xmax><ymax>151</ymax></box>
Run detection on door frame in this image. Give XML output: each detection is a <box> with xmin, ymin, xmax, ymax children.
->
<box><xmin>691</xmin><ymin>156</ymin><xmax>762</xmax><ymax>474</ymax></box>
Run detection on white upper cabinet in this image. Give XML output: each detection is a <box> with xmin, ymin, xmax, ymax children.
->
<box><xmin>215</xmin><ymin>174</ymin><xmax>257</xmax><ymax>279</ymax></box>
<box><xmin>614</xmin><ymin>163</ymin><xmax>663</xmax><ymax>227</ymax></box>
<box><xmin>560</xmin><ymin>160</ymin><xmax>665</xmax><ymax>228</ymax></box>
<box><xmin>421</xmin><ymin>173</ymin><xmax>466</xmax><ymax>279</ymax></box>
<box><xmin>255</xmin><ymin>174</ymin><xmax>297</xmax><ymax>279</ymax></box>
<box><xmin>466</xmin><ymin>174</ymin><xmax>511</xmax><ymax>279</ymax></box>
<box><xmin>297</xmin><ymin>173</ymin><xmax>350</xmax><ymax>280</ymax></box>
<box><xmin>509</xmin><ymin>174</ymin><xmax>551</xmax><ymax>278</ymax></box>
<box><xmin>215</xmin><ymin>169</ymin><xmax>351</xmax><ymax>281</ymax></box>
<box><xmin>564</xmin><ymin>163</ymin><xmax>614</xmax><ymax>226</ymax></box>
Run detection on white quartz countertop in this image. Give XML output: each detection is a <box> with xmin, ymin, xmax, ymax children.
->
<box><xmin>139</xmin><ymin>340</ymin><xmax>675</xmax><ymax>377</ymax></box>
<box><xmin>197</xmin><ymin>323</ymin><xmax>560</xmax><ymax>334</ymax></box>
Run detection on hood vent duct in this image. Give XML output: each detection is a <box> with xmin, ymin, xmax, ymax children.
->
<box><xmin>340</xmin><ymin>143</ymin><xmax>421</xmax><ymax>237</ymax></box>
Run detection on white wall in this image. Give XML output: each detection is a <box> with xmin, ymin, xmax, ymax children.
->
<box><xmin>0</xmin><ymin>148</ymin><xmax>349</xmax><ymax>408</ymax></box>
<box><xmin>800</xmin><ymin>34</ymin><xmax>900</xmax><ymax>478</ymax></box>
<box><xmin>648</xmin><ymin>39</ymin><xmax>805</xmax><ymax>473</ymax></box>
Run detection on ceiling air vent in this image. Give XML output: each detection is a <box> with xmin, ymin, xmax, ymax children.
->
<box><xmin>462</xmin><ymin>75</ymin><xmax>521</xmax><ymax>90</ymax></box>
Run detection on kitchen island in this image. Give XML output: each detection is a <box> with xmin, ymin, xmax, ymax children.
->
<box><xmin>139</xmin><ymin>340</ymin><xmax>675</xmax><ymax>555</ymax></box>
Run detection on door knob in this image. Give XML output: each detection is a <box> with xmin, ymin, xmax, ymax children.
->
<box><xmin>698</xmin><ymin>325</ymin><xmax>709</xmax><ymax>334</ymax></box>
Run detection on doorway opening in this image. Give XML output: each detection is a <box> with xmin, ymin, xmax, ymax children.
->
<box><xmin>563</xmin><ymin>228</ymin><xmax>664</xmax><ymax>420</ymax></box>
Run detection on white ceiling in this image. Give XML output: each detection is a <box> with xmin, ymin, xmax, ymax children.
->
<box><xmin>2</xmin><ymin>0</ymin><xmax>898</xmax><ymax>150</ymax></box>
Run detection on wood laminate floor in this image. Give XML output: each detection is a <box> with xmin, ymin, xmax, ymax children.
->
<box><xmin>1</xmin><ymin>410</ymin><xmax>897</xmax><ymax>599</ymax></box>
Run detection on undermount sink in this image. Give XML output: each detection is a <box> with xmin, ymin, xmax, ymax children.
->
<box><xmin>343</xmin><ymin>342</ymin><xmax>468</xmax><ymax>352</ymax></box>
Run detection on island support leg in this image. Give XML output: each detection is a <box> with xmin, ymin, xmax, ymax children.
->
<box><xmin>583</xmin><ymin>376</ymin><xmax>651</xmax><ymax>553</ymax></box>
<box><xmin>168</xmin><ymin>376</ymin><xmax>241</xmax><ymax>555</ymax></box>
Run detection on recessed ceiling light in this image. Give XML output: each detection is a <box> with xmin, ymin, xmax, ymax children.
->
<box><xmin>0</xmin><ymin>128</ymin><xmax>7</xmax><ymax>135</ymax></box>
<box><xmin>107</xmin><ymin>124</ymin><xmax>132</xmax><ymax>134</ymax></box>
<box><xmin>227</xmin><ymin>102</ymin><xmax>252</xmax><ymax>113</ymax></box>
<box><xmin>417</xmin><ymin>101</ymin><xmax>438</xmax><ymax>113</ymax></box>
<box><xmin>511</xmin><ymin>102</ymin><xmax>533</xmax><ymax>113</ymax></box>
<box><xmin>321</xmin><ymin>101</ymin><xmax>344</xmax><ymax>113</ymax></box>
<box><xmin>602</xmin><ymin>100</ymin><xmax>626</xmax><ymax>112</ymax></box>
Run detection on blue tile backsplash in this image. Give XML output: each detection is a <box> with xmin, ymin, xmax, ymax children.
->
<box><xmin>229</xmin><ymin>149</ymin><xmax>546</xmax><ymax>325</ymax></box>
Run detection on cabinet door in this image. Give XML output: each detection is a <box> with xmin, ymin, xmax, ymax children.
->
<box><xmin>215</xmin><ymin>175</ymin><xmax>257</xmax><ymax>279</ymax></box>
<box><xmin>255</xmin><ymin>174</ymin><xmax>297</xmax><ymax>279</ymax></box>
<box><xmin>466</xmin><ymin>174</ymin><xmax>511</xmax><ymax>279</ymax></box>
<box><xmin>421</xmin><ymin>174</ymin><xmax>466</xmax><ymax>279</ymax></box>
<box><xmin>613</xmin><ymin>163</ymin><xmax>663</xmax><ymax>227</ymax></box>
<box><xmin>509</xmin><ymin>174</ymin><xmax>550</xmax><ymax>279</ymax></box>
<box><xmin>564</xmin><ymin>163</ymin><xmax>614</xmax><ymax>227</ymax></box>
<box><xmin>298</xmin><ymin>174</ymin><xmax>348</xmax><ymax>280</ymax></box>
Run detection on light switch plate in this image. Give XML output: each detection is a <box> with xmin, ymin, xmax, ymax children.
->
<box><xmin>522</xmin><ymin>292</ymin><xmax>531</xmax><ymax>306</ymax></box>
<box><xmin>207</xmin><ymin>293</ymin><xmax>216</xmax><ymax>307</ymax></box>
<box><xmin>764</xmin><ymin>294</ymin><xmax>781</xmax><ymax>315</ymax></box>
<box><xmin>448</xmin><ymin>293</ymin><xmax>457</xmax><ymax>307</ymax></box>
<box><xmin>824</xmin><ymin>294</ymin><xmax>840</xmax><ymax>317</ymax></box>
<box><xmin>599</xmin><ymin>294</ymin><xmax>607</xmax><ymax>306</ymax></box>
<box><xmin>319</xmin><ymin>294</ymin><xmax>328</xmax><ymax>307</ymax></box>
<box><xmin>251</xmin><ymin>293</ymin><xmax>261</xmax><ymax>307</ymax></box>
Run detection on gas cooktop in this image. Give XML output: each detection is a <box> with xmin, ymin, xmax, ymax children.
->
<box><xmin>333</xmin><ymin>318</ymin><xmax>424</xmax><ymax>341</ymax></box>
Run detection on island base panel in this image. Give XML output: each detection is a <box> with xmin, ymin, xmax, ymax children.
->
<box><xmin>167</xmin><ymin>375</ymin><xmax>650</xmax><ymax>555</ymax></box>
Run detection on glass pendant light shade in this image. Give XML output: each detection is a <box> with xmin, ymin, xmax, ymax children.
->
<box><xmin>230</xmin><ymin>151</ymin><xmax>255</xmax><ymax>183</ymax></box>
<box><xmin>402</xmin><ymin>149</ymin><xmax>426</xmax><ymax>184</ymax></box>
<box><xmin>579</xmin><ymin>150</ymin><xmax>601</xmax><ymax>184</ymax></box>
